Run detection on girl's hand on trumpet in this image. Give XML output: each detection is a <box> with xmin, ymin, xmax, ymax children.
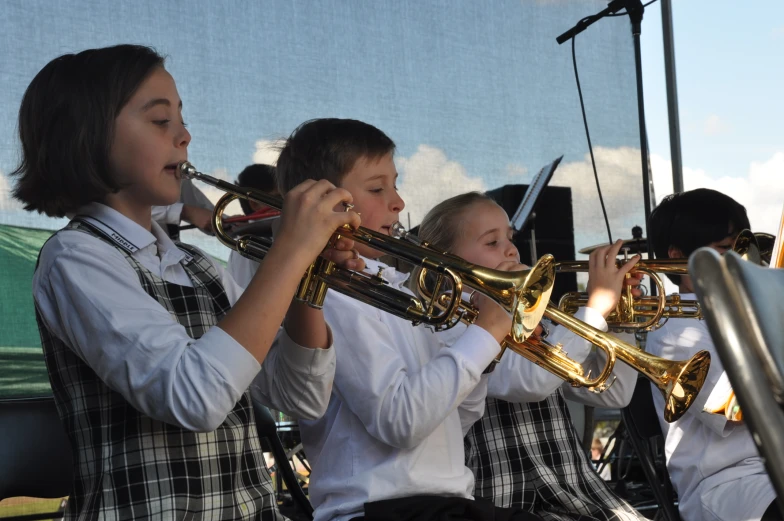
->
<box><xmin>586</xmin><ymin>239</ymin><xmax>643</xmax><ymax>318</ymax></box>
<box><xmin>274</xmin><ymin>179</ymin><xmax>362</xmax><ymax>274</ymax></box>
<box><xmin>472</xmin><ymin>260</ymin><xmax>531</xmax><ymax>345</ymax></box>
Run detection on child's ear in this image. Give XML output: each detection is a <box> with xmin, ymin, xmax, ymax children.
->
<box><xmin>668</xmin><ymin>246</ymin><xmax>685</xmax><ymax>259</ymax></box>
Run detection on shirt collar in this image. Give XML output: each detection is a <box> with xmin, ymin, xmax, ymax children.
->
<box><xmin>361</xmin><ymin>256</ymin><xmax>411</xmax><ymax>288</ymax></box>
<box><xmin>71</xmin><ymin>202</ymin><xmax>188</xmax><ymax>263</ymax></box>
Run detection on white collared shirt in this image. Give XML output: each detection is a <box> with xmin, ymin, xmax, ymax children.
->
<box><xmin>299</xmin><ymin>257</ymin><xmax>500</xmax><ymax>521</ymax></box>
<box><xmin>151</xmin><ymin>202</ymin><xmax>184</xmax><ymax>225</ymax></box>
<box><xmin>33</xmin><ymin>202</ymin><xmax>336</xmax><ymax>430</ymax></box>
<box><xmin>647</xmin><ymin>294</ymin><xmax>775</xmax><ymax>521</ymax></box>
<box><xmin>228</xmin><ymin>249</ymin><xmax>261</xmax><ymax>289</ymax></box>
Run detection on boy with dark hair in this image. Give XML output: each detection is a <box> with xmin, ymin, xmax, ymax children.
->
<box><xmin>228</xmin><ymin>164</ymin><xmax>278</xmax><ymax>288</ymax></box>
<box><xmin>646</xmin><ymin>188</ymin><xmax>779</xmax><ymax>521</ymax></box>
<box><xmin>276</xmin><ymin>118</ymin><xmax>542</xmax><ymax>521</ymax></box>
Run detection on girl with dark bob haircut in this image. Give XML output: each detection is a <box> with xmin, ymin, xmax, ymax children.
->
<box><xmin>13</xmin><ymin>45</ymin><xmax>165</xmax><ymax>217</ymax></box>
<box><xmin>13</xmin><ymin>44</ymin><xmax>363</xmax><ymax>520</ymax></box>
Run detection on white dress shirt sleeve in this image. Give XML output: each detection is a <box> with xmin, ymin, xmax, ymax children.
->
<box><xmin>457</xmin><ymin>375</ymin><xmax>489</xmax><ymax>435</ymax></box>
<box><xmin>250</xmin><ymin>327</ymin><xmax>336</xmax><ymax>420</ymax></box>
<box><xmin>325</xmin><ymin>294</ymin><xmax>500</xmax><ymax>450</ymax></box>
<box><xmin>561</xmin><ymin>330</ymin><xmax>639</xmax><ymax>409</ymax></box>
<box><xmin>34</xmin><ymin>234</ymin><xmax>261</xmax><ymax>433</ymax></box>
<box><xmin>189</xmin><ymin>246</ymin><xmax>336</xmax><ymax>420</ymax></box>
<box><xmin>151</xmin><ymin>203</ymin><xmax>184</xmax><ymax>226</ymax></box>
<box><xmin>487</xmin><ymin>307</ymin><xmax>605</xmax><ymax>403</ymax></box>
<box><xmin>227</xmin><ymin>250</ymin><xmax>261</xmax><ymax>290</ymax></box>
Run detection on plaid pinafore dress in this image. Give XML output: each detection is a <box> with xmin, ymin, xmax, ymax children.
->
<box><xmin>466</xmin><ymin>390</ymin><xmax>647</xmax><ymax>521</ymax></box>
<box><xmin>35</xmin><ymin>218</ymin><xmax>285</xmax><ymax>521</ymax></box>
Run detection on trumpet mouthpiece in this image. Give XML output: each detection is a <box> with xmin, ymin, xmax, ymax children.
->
<box><xmin>177</xmin><ymin>161</ymin><xmax>197</xmax><ymax>180</ymax></box>
<box><xmin>390</xmin><ymin>221</ymin><xmax>423</xmax><ymax>245</ymax></box>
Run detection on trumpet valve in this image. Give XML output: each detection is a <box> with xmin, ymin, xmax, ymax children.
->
<box><xmin>371</xmin><ymin>267</ymin><xmax>387</xmax><ymax>283</ymax></box>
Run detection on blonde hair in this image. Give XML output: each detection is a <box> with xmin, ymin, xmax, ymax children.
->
<box><xmin>409</xmin><ymin>192</ymin><xmax>498</xmax><ymax>292</ymax></box>
<box><xmin>417</xmin><ymin>192</ymin><xmax>497</xmax><ymax>251</ymax></box>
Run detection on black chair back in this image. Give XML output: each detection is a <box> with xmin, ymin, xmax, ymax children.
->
<box><xmin>252</xmin><ymin>401</ymin><xmax>314</xmax><ymax>520</ymax></box>
<box><xmin>0</xmin><ymin>396</ymin><xmax>73</xmax><ymax>519</ymax></box>
<box><xmin>621</xmin><ymin>378</ymin><xmax>681</xmax><ymax>521</ymax></box>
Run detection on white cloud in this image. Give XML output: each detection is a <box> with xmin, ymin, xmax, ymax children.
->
<box><xmin>191</xmin><ymin>138</ymin><xmax>286</xmax><ymax>216</ymax></box>
<box><xmin>505</xmin><ymin>163</ymin><xmax>528</xmax><ymax>180</ymax></box>
<box><xmin>773</xmin><ymin>25</ymin><xmax>784</xmax><ymax>38</ymax></box>
<box><xmin>252</xmin><ymin>139</ymin><xmax>286</xmax><ymax>165</ymax></box>
<box><xmin>396</xmin><ymin>144</ymin><xmax>486</xmax><ymax>228</ymax></box>
<box><xmin>703</xmin><ymin>114</ymin><xmax>730</xmax><ymax>136</ymax></box>
<box><xmin>652</xmin><ymin>151</ymin><xmax>784</xmax><ymax>235</ymax></box>
<box><xmin>542</xmin><ymin>147</ymin><xmax>784</xmax><ymax>249</ymax></box>
<box><xmin>0</xmin><ymin>169</ymin><xmax>22</xmax><ymax>211</ymax></box>
<box><xmin>545</xmin><ymin>146</ymin><xmax>651</xmax><ymax>246</ymax></box>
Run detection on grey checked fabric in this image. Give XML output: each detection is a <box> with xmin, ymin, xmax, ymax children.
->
<box><xmin>35</xmin><ymin>218</ymin><xmax>285</xmax><ymax>521</ymax></box>
<box><xmin>465</xmin><ymin>390</ymin><xmax>647</xmax><ymax>521</ymax></box>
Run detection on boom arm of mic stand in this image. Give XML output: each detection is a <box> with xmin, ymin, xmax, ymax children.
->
<box><xmin>556</xmin><ymin>0</ymin><xmax>629</xmax><ymax>44</ymax></box>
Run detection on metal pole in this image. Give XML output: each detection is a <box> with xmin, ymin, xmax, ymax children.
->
<box><xmin>661</xmin><ymin>0</ymin><xmax>684</xmax><ymax>193</ymax></box>
<box><xmin>628</xmin><ymin>9</ymin><xmax>656</xmax><ymax>266</ymax></box>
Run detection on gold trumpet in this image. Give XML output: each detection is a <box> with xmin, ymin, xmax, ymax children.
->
<box><xmin>557</xmin><ymin>229</ymin><xmax>762</xmax><ymax>332</ymax></box>
<box><xmin>177</xmin><ymin>161</ymin><xmax>554</xmax><ymax>343</ymax></box>
<box><xmin>415</xmin><ymin>266</ymin><xmax>710</xmax><ymax>422</ymax></box>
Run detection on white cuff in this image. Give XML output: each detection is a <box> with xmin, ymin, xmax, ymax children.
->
<box><xmin>278</xmin><ymin>325</ymin><xmax>336</xmax><ymax>376</ymax></box>
<box><xmin>449</xmin><ymin>324</ymin><xmax>502</xmax><ymax>374</ymax></box>
<box><xmin>577</xmin><ymin>306</ymin><xmax>609</xmax><ymax>332</ymax></box>
<box><xmin>198</xmin><ymin>326</ymin><xmax>261</xmax><ymax>394</ymax></box>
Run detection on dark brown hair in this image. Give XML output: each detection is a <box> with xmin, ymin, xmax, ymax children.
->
<box><xmin>275</xmin><ymin>118</ymin><xmax>395</xmax><ymax>194</ymax></box>
<box><xmin>11</xmin><ymin>44</ymin><xmax>165</xmax><ymax>217</ymax></box>
<box><xmin>236</xmin><ymin>164</ymin><xmax>277</xmax><ymax>215</ymax></box>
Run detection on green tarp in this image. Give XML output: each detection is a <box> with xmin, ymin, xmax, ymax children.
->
<box><xmin>0</xmin><ymin>223</ymin><xmax>228</xmax><ymax>398</ymax></box>
<box><xmin>0</xmin><ymin>224</ymin><xmax>54</xmax><ymax>398</ymax></box>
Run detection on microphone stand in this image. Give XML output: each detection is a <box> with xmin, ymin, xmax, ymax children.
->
<box><xmin>557</xmin><ymin>0</ymin><xmax>656</xmax><ymax>266</ymax></box>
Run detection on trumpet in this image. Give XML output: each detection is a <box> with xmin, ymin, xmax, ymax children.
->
<box><xmin>177</xmin><ymin>161</ymin><xmax>554</xmax><ymax>343</ymax></box>
<box><xmin>557</xmin><ymin>229</ymin><xmax>762</xmax><ymax>332</ymax></box>
<box><xmin>415</xmin><ymin>267</ymin><xmax>710</xmax><ymax>422</ymax></box>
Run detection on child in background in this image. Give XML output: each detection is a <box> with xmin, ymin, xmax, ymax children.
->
<box><xmin>227</xmin><ymin>163</ymin><xmax>278</xmax><ymax>289</ymax></box>
<box><xmin>647</xmin><ymin>189</ymin><xmax>778</xmax><ymax>521</ymax></box>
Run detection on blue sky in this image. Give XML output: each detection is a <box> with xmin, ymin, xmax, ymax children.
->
<box><xmin>640</xmin><ymin>0</ymin><xmax>784</xmax><ymax>233</ymax></box>
<box><xmin>1</xmin><ymin>0</ymin><xmax>781</xmax><ymax>260</ymax></box>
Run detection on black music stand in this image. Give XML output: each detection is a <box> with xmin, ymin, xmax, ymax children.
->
<box><xmin>510</xmin><ymin>155</ymin><xmax>564</xmax><ymax>265</ymax></box>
